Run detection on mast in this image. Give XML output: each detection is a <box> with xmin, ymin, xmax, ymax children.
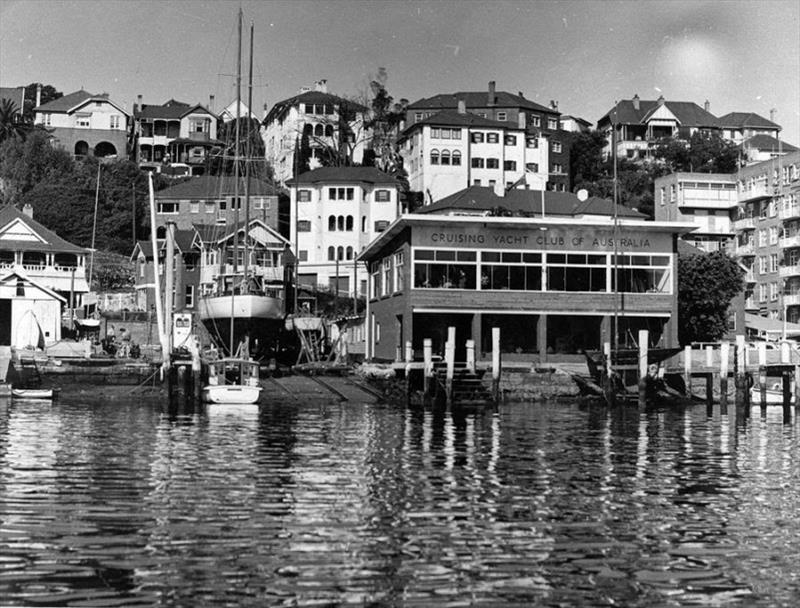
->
<box><xmin>243</xmin><ymin>18</ymin><xmax>254</xmax><ymax>293</ymax></box>
<box><xmin>612</xmin><ymin>104</ymin><xmax>620</xmax><ymax>352</ymax></box>
<box><xmin>88</xmin><ymin>163</ymin><xmax>101</xmax><ymax>286</ymax></box>
<box><xmin>148</xmin><ymin>173</ymin><xmax>169</xmax><ymax>371</ymax></box>
<box><xmin>229</xmin><ymin>6</ymin><xmax>242</xmax><ymax>357</ymax></box>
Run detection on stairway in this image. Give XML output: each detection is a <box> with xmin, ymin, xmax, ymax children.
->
<box><xmin>433</xmin><ymin>362</ymin><xmax>495</xmax><ymax>407</ymax></box>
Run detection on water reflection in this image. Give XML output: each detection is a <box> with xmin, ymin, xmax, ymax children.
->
<box><xmin>1</xmin><ymin>397</ymin><xmax>800</xmax><ymax>605</ymax></box>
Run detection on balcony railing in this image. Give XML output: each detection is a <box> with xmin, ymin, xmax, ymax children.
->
<box><xmin>780</xmin><ymin>235</ymin><xmax>800</xmax><ymax>249</ymax></box>
<box><xmin>736</xmin><ymin>242</ymin><xmax>755</xmax><ymax>256</ymax></box>
<box><xmin>733</xmin><ymin>217</ymin><xmax>756</xmax><ymax>231</ymax></box>
<box><xmin>744</xmin><ymin>270</ymin><xmax>756</xmax><ymax>283</ymax></box>
<box><xmin>739</xmin><ymin>184</ymin><xmax>772</xmax><ymax>203</ymax></box>
<box><xmin>784</xmin><ymin>294</ymin><xmax>800</xmax><ymax>307</ymax></box>
<box><xmin>745</xmin><ymin>298</ymin><xmax>758</xmax><ymax>310</ymax></box>
<box><xmin>780</xmin><ymin>206</ymin><xmax>800</xmax><ymax>221</ymax></box>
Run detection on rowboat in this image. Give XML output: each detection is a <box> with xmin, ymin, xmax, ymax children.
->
<box><xmin>201</xmin><ymin>358</ymin><xmax>262</xmax><ymax>405</ymax></box>
<box><xmin>12</xmin><ymin>388</ymin><xmax>57</xmax><ymax>400</ymax></box>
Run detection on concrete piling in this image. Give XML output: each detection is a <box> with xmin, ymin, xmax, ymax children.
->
<box><xmin>684</xmin><ymin>345</ymin><xmax>692</xmax><ymax>398</ymax></box>
<box><xmin>492</xmin><ymin>327</ymin><xmax>501</xmax><ymax>405</ymax></box>
<box><xmin>423</xmin><ymin>338</ymin><xmax>433</xmax><ymax>400</ymax></box>
<box><xmin>637</xmin><ymin>330</ymin><xmax>648</xmax><ymax>408</ymax></box>
<box><xmin>719</xmin><ymin>342</ymin><xmax>729</xmax><ymax>413</ymax></box>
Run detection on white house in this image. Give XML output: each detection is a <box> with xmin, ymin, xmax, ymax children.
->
<box><xmin>286</xmin><ymin>166</ymin><xmax>401</xmax><ymax>296</ymax></box>
<box><xmin>398</xmin><ymin>106</ymin><xmax>549</xmax><ymax>202</ymax></box>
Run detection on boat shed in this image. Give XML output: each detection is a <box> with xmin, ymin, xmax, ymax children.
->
<box><xmin>357</xmin><ymin>187</ymin><xmax>696</xmax><ymax>362</ymax></box>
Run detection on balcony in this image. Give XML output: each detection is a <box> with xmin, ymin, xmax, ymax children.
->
<box><xmin>784</xmin><ymin>294</ymin><xmax>800</xmax><ymax>307</ymax></box>
<box><xmin>739</xmin><ymin>184</ymin><xmax>771</xmax><ymax>203</ymax></box>
<box><xmin>736</xmin><ymin>242</ymin><xmax>755</xmax><ymax>256</ymax></box>
<box><xmin>733</xmin><ymin>216</ymin><xmax>756</xmax><ymax>231</ymax></box>
<box><xmin>744</xmin><ymin>270</ymin><xmax>756</xmax><ymax>283</ymax></box>
<box><xmin>780</xmin><ymin>235</ymin><xmax>800</xmax><ymax>249</ymax></box>
<box><xmin>745</xmin><ymin>298</ymin><xmax>758</xmax><ymax>310</ymax></box>
<box><xmin>780</xmin><ymin>206</ymin><xmax>800</xmax><ymax>221</ymax></box>
<box><xmin>779</xmin><ymin>265</ymin><xmax>800</xmax><ymax>279</ymax></box>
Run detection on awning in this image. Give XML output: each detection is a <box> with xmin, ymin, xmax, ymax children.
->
<box><xmin>744</xmin><ymin>313</ymin><xmax>800</xmax><ymax>338</ymax></box>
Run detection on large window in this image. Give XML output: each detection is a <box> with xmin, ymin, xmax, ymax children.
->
<box><xmin>413</xmin><ymin>249</ymin><xmax>477</xmax><ymax>289</ymax></box>
<box><xmin>612</xmin><ymin>254</ymin><xmax>671</xmax><ymax>293</ymax></box>
<box><xmin>298</xmin><ymin>189</ymin><xmax>312</xmax><ymax>202</ymax></box>
<box><xmin>546</xmin><ymin>253</ymin><xmax>606</xmax><ymax>292</ymax></box>
<box><xmin>328</xmin><ymin>187</ymin><xmax>354</xmax><ymax>200</ymax></box>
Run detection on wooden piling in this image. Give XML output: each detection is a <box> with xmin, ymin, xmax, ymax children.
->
<box><xmin>684</xmin><ymin>345</ymin><xmax>692</xmax><ymax>398</ymax></box>
<box><xmin>735</xmin><ymin>335</ymin><xmax>747</xmax><ymax>412</ymax></box>
<box><xmin>758</xmin><ymin>342</ymin><xmax>767</xmax><ymax>410</ymax></box>
<box><xmin>705</xmin><ymin>345</ymin><xmax>714</xmax><ymax>369</ymax></box>
<box><xmin>177</xmin><ymin>365</ymin><xmax>187</xmax><ymax>400</ymax></box>
<box><xmin>423</xmin><ymin>338</ymin><xmax>433</xmax><ymax>400</ymax></box>
<box><xmin>783</xmin><ymin>371</ymin><xmax>792</xmax><ymax>423</ymax></box>
<box><xmin>445</xmin><ymin>327</ymin><xmax>455</xmax><ymax>408</ymax></box>
<box><xmin>491</xmin><ymin>327</ymin><xmax>501</xmax><ymax>405</ymax></box>
<box><xmin>190</xmin><ymin>335</ymin><xmax>202</xmax><ymax>403</ymax></box>
<box><xmin>719</xmin><ymin>342</ymin><xmax>729</xmax><ymax>413</ymax></box>
<box><xmin>705</xmin><ymin>373</ymin><xmax>714</xmax><ymax>410</ymax></box>
<box><xmin>405</xmin><ymin>340</ymin><xmax>413</xmax><ymax>407</ymax></box>
<box><xmin>466</xmin><ymin>339</ymin><xmax>475</xmax><ymax>374</ymax></box>
<box><xmin>795</xmin><ymin>364</ymin><xmax>800</xmax><ymax>411</ymax></box>
<box><xmin>637</xmin><ymin>329</ymin><xmax>648</xmax><ymax>408</ymax></box>
<box><xmin>603</xmin><ymin>341</ymin><xmax>615</xmax><ymax>407</ymax></box>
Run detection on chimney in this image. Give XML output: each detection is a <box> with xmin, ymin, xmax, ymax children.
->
<box><xmin>488</xmin><ymin>80</ymin><xmax>496</xmax><ymax>106</ymax></box>
<box><xmin>704</xmin><ymin>99</ymin><xmax>710</xmax><ymax>112</ymax></box>
<box><xmin>632</xmin><ymin>94</ymin><xmax>640</xmax><ymax>111</ymax></box>
<box><xmin>22</xmin><ymin>203</ymin><xmax>33</xmax><ymax>219</ymax></box>
<box><xmin>518</xmin><ymin>91</ymin><xmax>525</xmax><ymax>99</ymax></box>
<box><xmin>457</xmin><ymin>99</ymin><xmax>466</xmax><ymax>114</ymax></box>
<box><xmin>657</xmin><ymin>94</ymin><xmax>665</xmax><ymax>105</ymax></box>
<box><xmin>770</xmin><ymin>108</ymin><xmax>776</xmax><ymax>123</ymax></box>
<box><xmin>518</xmin><ymin>112</ymin><xmax>526</xmax><ymax>130</ymax></box>
<box><xmin>209</xmin><ymin>94</ymin><xmax>215</xmax><ymax>112</ymax></box>
<box><xmin>549</xmin><ymin>100</ymin><xmax>558</xmax><ymax>111</ymax></box>
<box><xmin>315</xmin><ymin>79</ymin><xmax>328</xmax><ymax>93</ymax></box>
<box><xmin>35</xmin><ymin>83</ymin><xmax>42</xmax><ymax>108</ymax></box>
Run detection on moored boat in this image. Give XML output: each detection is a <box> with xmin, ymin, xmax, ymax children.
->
<box><xmin>12</xmin><ymin>388</ymin><xmax>58</xmax><ymax>400</ymax></box>
<box><xmin>201</xmin><ymin>358</ymin><xmax>262</xmax><ymax>405</ymax></box>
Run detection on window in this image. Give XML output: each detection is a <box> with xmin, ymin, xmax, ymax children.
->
<box><xmin>526</xmin><ymin>136</ymin><xmax>538</xmax><ymax>148</ymax></box>
<box><xmin>42</xmin><ymin>113</ymin><xmax>52</xmax><ymax>126</ymax></box>
<box><xmin>759</xmin><ymin>201</ymin><xmax>768</xmax><ymax>218</ymax></box>
<box><xmin>552</xmin><ymin>163</ymin><xmax>563</xmax><ymax>174</ymax></box>
<box><xmin>471</xmin><ymin>132</ymin><xmax>485</xmax><ymax>143</ymax></box>
<box><xmin>504</xmin><ymin>160</ymin><xmax>517</xmax><ymax>171</ymax></box>
<box><xmin>362</xmin><ymin>216</ymin><xmax>367</xmax><ymax>232</ymax></box>
<box><xmin>497</xmin><ymin>112</ymin><xmax>507</xmax><ymax>121</ymax></box>
<box><xmin>770</xmin><ymin>253</ymin><xmax>778</xmax><ymax>272</ymax></box>
<box><xmin>759</xmin><ymin>229</ymin><xmax>767</xmax><ymax>247</ymax></box>
<box><xmin>449</xmin><ymin>128</ymin><xmax>462</xmax><ymax>140</ymax></box>
<box><xmin>770</xmin><ymin>226</ymin><xmax>778</xmax><ymax>245</ymax></box>
<box><xmin>759</xmin><ymin>256</ymin><xmax>766</xmax><ymax>273</ymax></box>
<box><xmin>441</xmin><ymin>150</ymin><xmax>451</xmax><ymax>165</ymax></box>
<box><xmin>660</xmin><ymin>187</ymin><xmax>666</xmax><ymax>206</ymax></box>
<box><xmin>487</xmin><ymin>133</ymin><xmax>499</xmax><ymax>144</ymax></box>
<box><xmin>298</xmin><ymin>250</ymin><xmax>308</xmax><ymax>262</ymax></box>
<box><xmin>205</xmin><ymin>202</ymin><xmax>215</xmax><ymax>214</ymax></box>
<box><xmin>110</xmin><ymin>115</ymin><xmax>120</xmax><ymax>129</ymax></box>
<box><xmin>346</xmin><ymin>246</ymin><xmax>353</xmax><ymax>260</ymax></box>
<box><xmin>476</xmin><ymin>112</ymin><xmax>487</xmax><ymax>118</ymax></box>
<box><xmin>157</xmin><ymin>202</ymin><xmax>179</xmax><ymax>214</ymax></box>
<box><xmin>473</xmin><ymin>179</ymin><xmax>481</xmax><ymax>186</ymax></box>
<box><xmin>382</xmin><ymin>257</ymin><xmax>392</xmax><ymax>296</ymax></box>
<box><xmin>531</xmin><ymin>115</ymin><xmax>541</xmax><ymax>127</ymax></box>
<box><xmin>504</xmin><ymin>135</ymin><xmax>517</xmax><ymax>146</ymax></box>
<box><xmin>471</xmin><ymin>157</ymin><xmax>485</xmax><ymax>169</ymax></box>
<box><xmin>552</xmin><ymin>141</ymin><xmax>562</xmax><ymax>153</ymax></box>
<box><xmin>375</xmin><ymin>189</ymin><xmax>390</xmax><ymax>202</ymax></box>
<box><xmin>770</xmin><ymin>282</ymin><xmax>778</xmax><ymax>301</ymax></box>
<box><xmin>770</xmin><ymin>200</ymin><xmax>777</xmax><ymax>217</ymax></box>
<box><xmin>414</xmin><ymin>112</ymin><xmax>424</xmax><ymax>121</ymax></box>
<box><xmin>328</xmin><ymin>246</ymin><xmax>335</xmax><ymax>261</ymax></box>
<box><xmin>337</xmin><ymin>216</ymin><xmax>345</xmax><ymax>231</ymax></box>
<box><xmin>430</xmin><ymin>149</ymin><xmax>440</xmax><ymax>165</ymax></box>
<box><xmin>325</xmin><ymin>125</ymin><xmax>333</xmax><ymax>137</ymax></box>
<box><xmin>394</xmin><ymin>251</ymin><xmax>405</xmax><ymax>292</ymax></box>
<box><xmin>76</xmin><ymin>114</ymin><xmax>90</xmax><ymax>128</ymax></box>
<box><xmin>328</xmin><ymin>215</ymin><xmax>336</xmax><ymax>231</ymax></box>
<box><xmin>375</xmin><ymin>220</ymin><xmax>389</xmax><ymax>232</ymax></box>
<box><xmin>758</xmin><ymin>284</ymin><xmax>767</xmax><ymax>302</ymax></box>
<box><xmin>452</xmin><ymin>150</ymin><xmax>462</xmax><ymax>166</ymax></box>
<box><xmin>298</xmin><ymin>189</ymin><xmax>311</xmax><ymax>202</ymax></box>
<box><xmin>486</xmin><ymin>158</ymin><xmax>499</xmax><ymax>169</ymax></box>
<box><xmin>547</xmin><ymin>118</ymin><xmax>558</xmax><ymax>129</ymax></box>
<box><xmin>185</xmin><ymin>285</ymin><xmax>195</xmax><ymax>308</ymax></box>
<box><xmin>526</xmin><ymin>162</ymin><xmax>539</xmax><ymax>172</ymax></box>
<box><xmin>189</xmin><ymin>200</ymin><xmax>200</xmax><ymax>214</ymax></box>
<box><xmin>431</xmin><ymin>127</ymin><xmax>441</xmax><ymax>139</ymax></box>
<box><xmin>346</xmin><ymin>215</ymin><xmax>354</xmax><ymax>231</ymax></box>
<box><xmin>297</xmin><ymin>220</ymin><xmax>311</xmax><ymax>232</ymax></box>
<box><xmin>190</xmin><ymin>119</ymin><xmax>208</xmax><ymax>133</ymax></box>
<box><xmin>329</xmin><ymin>187</ymin><xmax>355</xmax><ymax>200</ymax></box>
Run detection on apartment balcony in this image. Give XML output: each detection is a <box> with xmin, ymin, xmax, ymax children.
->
<box><xmin>738</xmin><ymin>184</ymin><xmax>772</xmax><ymax>203</ymax></box>
<box><xmin>744</xmin><ymin>270</ymin><xmax>756</xmax><ymax>283</ymax></box>
<box><xmin>733</xmin><ymin>217</ymin><xmax>756</xmax><ymax>231</ymax></box>
<box><xmin>779</xmin><ymin>206</ymin><xmax>800</xmax><ymax>221</ymax></box>
<box><xmin>736</xmin><ymin>242</ymin><xmax>755</xmax><ymax>256</ymax></box>
<box><xmin>784</xmin><ymin>294</ymin><xmax>800</xmax><ymax>307</ymax></box>
<box><xmin>779</xmin><ymin>264</ymin><xmax>800</xmax><ymax>279</ymax></box>
<box><xmin>780</xmin><ymin>235</ymin><xmax>800</xmax><ymax>249</ymax></box>
<box><xmin>745</xmin><ymin>298</ymin><xmax>759</xmax><ymax>311</ymax></box>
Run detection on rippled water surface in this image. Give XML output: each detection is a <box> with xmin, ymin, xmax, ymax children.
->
<box><xmin>2</xmin><ymin>393</ymin><xmax>800</xmax><ymax>606</ymax></box>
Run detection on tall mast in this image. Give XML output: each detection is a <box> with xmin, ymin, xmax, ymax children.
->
<box><xmin>243</xmin><ymin>18</ymin><xmax>254</xmax><ymax>292</ymax></box>
<box><xmin>612</xmin><ymin>104</ymin><xmax>619</xmax><ymax>352</ymax></box>
<box><xmin>229</xmin><ymin>6</ymin><xmax>242</xmax><ymax>357</ymax></box>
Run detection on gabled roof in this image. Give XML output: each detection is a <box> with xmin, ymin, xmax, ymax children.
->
<box><xmin>739</xmin><ymin>134</ymin><xmax>798</xmax><ymax>153</ymax></box>
<box><xmin>156</xmin><ymin>175</ymin><xmax>281</xmax><ymax>199</ymax></box>
<box><xmin>131</xmin><ymin>240</ymin><xmax>160</xmax><ymax>261</ymax></box>
<box><xmin>0</xmin><ymin>206</ymin><xmax>86</xmax><ymax>254</ymax></box>
<box><xmin>598</xmin><ymin>98</ymin><xmax>719</xmax><ymax>129</ymax></box>
<box><xmin>192</xmin><ymin>219</ymin><xmax>290</xmax><ymax>248</ymax></box>
<box><xmin>287</xmin><ymin>166</ymin><xmax>399</xmax><ymax>186</ymax></box>
<box><xmin>0</xmin><ymin>86</ymin><xmax>25</xmax><ymax>111</ymax></box>
<box><xmin>0</xmin><ymin>269</ymin><xmax>66</xmax><ymax>302</ymax></box>
<box><xmin>413</xmin><ymin>109</ymin><xmax>520</xmax><ymax>130</ymax></box>
<box><xmin>34</xmin><ymin>89</ymin><xmax>128</xmax><ymax>116</ymax></box>
<box><xmin>136</xmin><ymin>100</ymin><xmax>214</xmax><ymax>120</ymax></box>
<box><xmin>717</xmin><ymin>112</ymin><xmax>779</xmax><ymax>130</ymax></box>
<box><xmin>560</xmin><ymin>115</ymin><xmax>592</xmax><ymax>126</ymax></box>
<box><xmin>417</xmin><ymin>186</ymin><xmax>646</xmax><ymax>218</ymax></box>
<box><xmin>264</xmin><ymin>90</ymin><xmax>367</xmax><ymax>125</ymax></box>
<box><xmin>408</xmin><ymin>91</ymin><xmax>555</xmax><ymax>114</ymax></box>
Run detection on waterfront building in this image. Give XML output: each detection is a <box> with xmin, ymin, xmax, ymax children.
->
<box><xmin>358</xmin><ymin>187</ymin><xmax>694</xmax><ymax>362</ymax></box>
<box><xmin>597</xmin><ymin>95</ymin><xmax>720</xmax><ymax>161</ymax></box>
<box><xmin>398</xmin><ymin>108</ymin><xmax>549</xmax><ymax>202</ymax></box>
<box><xmin>34</xmin><ymin>89</ymin><xmax>130</xmax><ymax>160</ymax></box>
<box><xmin>0</xmin><ymin>204</ymin><xmax>90</xmax><ymax>346</ymax></box>
<box><xmin>286</xmin><ymin>166</ymin><xmax>400</xmax><ymax>296</ymax></box>
<box><xmin>405</xmin><ymin>82</ymin><xmax>569</xmax><ymax>192</ymax></box>
<box><xmin>152</xmin><ymin>175</ymin><xmax>286</xmax><ymax>237</ymax></box>
<box><xmin>132</xmin><ymin>98</ymin><xmax>219</xmax><ymax>174</ymax></box>
<box><xmin>261</xmin><ymin>80</ymin><xmax>370</xmax><ymax>186</ymax></box>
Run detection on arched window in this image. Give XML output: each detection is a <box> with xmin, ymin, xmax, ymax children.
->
<box><xmin>314</xmin><ymin>124</ymin><xmax>324</xmax><ymax>137</ymax></box>
<box><xmin>346</xmin><ymin>246</ymin><xmax>353</xmax><ymax>260</ymax></box>
<box><xmin>156</xmin><ymin>226</ymin><xmax>167</xmax><ymax>239</ymax></box>
<box><xmin>303</xmin><ymin>123</ymin><xmax>313</xmax><ymax>136</ymax></box>
<box><xmin>441</xmin><ymin>150</ymin><xmax>451</xmax><ymax>165</ymax></box>
<box><xmin>346</xmin><ymin>215</ymin><xmax>353</xmax><ymax>231</ymax></box>
<box><xmin>337</xmin><ymin>216</ymin><xmax>345</xmax><ymax>231</ymax></box>
<box><xmin>328</xmin><ymin>215</ymin><xmax>336</xmax><ymax>231</ymax></box>
<box><xmin>324</xmin><ymin>124</ymin><xmax>333</xmax><ymax>137</ymax></box>
<box><xmin>452</xmin><ymin>150</ymin><xmax>462</xmax><ymax>166</ymax></box>
<box><xmin>430</xmin><ymin>149</ymin><xmax>439</xmax><ymax>165</ymax></box>
<box><xmin>337</xmin><ymin>246</ymin><xmax>344</xmax><ymax>261</ymax></box>
<box><xmin>328</xmin><ymin>246</ymin><xmax>335</xmax><ymax>260</ymax></box>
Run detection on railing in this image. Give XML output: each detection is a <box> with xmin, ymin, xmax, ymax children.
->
<box><xmin>736</xmin><ymin>242</ymin><xmax>755</xmax><ymax>256</ymax></box>
<box><xmin>780</xmin><ymin>235</ymin><xmax>800</xmax><ymax>249</ymax></box>
<box><xmin>733</xmin><ymin>217</ymin><xmax>756</xmax><ymax>231</ymax></box>
<box><xmin>779</xmin><ymin>206</ymin><xmax>800</xmax><ymax>221</ymax></box>
<box><xmin>744</xmin><ymin>270</ymin><xmax>756</xmax><ymax>283</ymax></box>
<box><xmin>738</xmin><ymin>184</ymin><xmax>771</xmax><ymax>202</ymax></box>
<box><xmin>784</xmin><ymin>294</ymin><xmax>800</xmax><ymax>306</ymax></box>
<box><xmin>779</xmin><ymin>265</ymin><xmax>800</xmax><ymax>279</ymax></box>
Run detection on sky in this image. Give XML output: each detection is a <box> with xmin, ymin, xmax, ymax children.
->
<box><xmin>1</xmin><ymin>0</ymin><xmax>799</xmax><ymax>145</ymax></box>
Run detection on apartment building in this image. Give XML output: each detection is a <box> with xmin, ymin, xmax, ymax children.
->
<box><xmin>261</xmin><ymin>80</ymin><xmax>370</xmax><ymax>186</ymax></box>
<box><xmin>34</xmin><ymin>89</ymin><xmax>130</xmax><ymax>159</ymax></box>
<box><xmin>405</xmin><ymin>82</ymin><xmax>569</xmax><ymax>191</ymax></box>
<box><xmin>398</xmin><ymin>106</ymin><xmax>549</xmax><ymax>202</ymax></box>
<box><xmin>286</xmin><ymin>166</ymin><xmax>400</xmax><ymax>296</ymax></box>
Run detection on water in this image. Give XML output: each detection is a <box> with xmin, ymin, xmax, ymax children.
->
<box><xmin>2</xmin><ymin>392</ymin><xmax>800</xmax><ymax>607</ymax></box>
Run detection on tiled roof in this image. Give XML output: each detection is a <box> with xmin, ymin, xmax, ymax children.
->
<box><xmin>409</xmin><ymin>91</ymin><xmax>554</xmax><ymax>114</ymax></box>
<box><xmin>0</xmin><ymin>205</ymin><xmax>86</xmax><ymax>253</ymax></box>
<box><xmin>717</xmin><ymin>112</ymin><xmax>779</xmax><ymax>130</ymax></box>
<box><xmin>413</xmin><ymin>110</ymin><xmax>520</xmax><ymax>130</ymax></box>
<box><xmin>598</xmin><ymin>98</ymin><xmax>719</xmax><ymax>128</ymax></box>
<box><xmin>155</xmin><ymin>176</ymin><xmax>281</xmax><ymax>199</ymax></box>
<box><xmin>417</xmin><ymin>186</ymin><xmax>646</xmax><ymax>218</ymax></box>
<box><xmin>739</xmin><ymin>134</ymin><xmax>798</xmax><ymax>152</ymax></box>
<box><xmin>0</xmin><ymin>86</ymin><xmax>25</xmax><ymax>110</ymax></box>
<box><xmin>34</xmin><ymin>89</ymin><xmax>100</xmax><ymax>113</ymax></box>
<box><xmin>287</xmin><ymin>166</ymin><xmax>399</xmax><ymax>186</ymax></box>
<box><xmin>264</xmin><ymin>90</ymin><xmax>367</xmax><ymax>124</ymax></box>
<box><xmin>137</xmin><ymin>100</ymin><xmax>214</xmax><ymax>120</ymax></box>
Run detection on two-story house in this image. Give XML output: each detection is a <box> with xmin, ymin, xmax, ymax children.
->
<box><xmin>152</xmin><ymin>175</ymin><xmax>287</xmax><ymax>238</ymax></box>
<box><xmin>398</xmin><ymin>105</ymin><xmax>548</xmax><ymax>202</ymax></box>
<box><xmin>0</xmin><ymin>204</ymin><xmax>90</xmax><ymax>346</ymax></box>
<box><xmin>286</xmin><ymin>166</ymin><xmax>400</xmax><ymax>296</ymax></box>
<box><xmin>133</xmin><ymin>98</ymin><xmax>220</xmax><ymax>174</ymax></box>
<box><xmin>261</xmin><ymin>80</ymin><xmax>370</xmax><ymax>186</ymax></box>
<box><xmin>34</xmin><ymin>89</ymin><xmax>130</xmax><ymax>159</ymax></box>
<box><xmin>404</xmin><ymin>82</ymin><xmax>569</xmax><ymax>191</ymax></box>
<box><xmin>597</xmin><ymin>95</ymin><xmax>720</xmax><ymax>161</ymax></box>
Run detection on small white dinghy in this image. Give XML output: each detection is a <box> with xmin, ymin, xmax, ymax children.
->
<box><xmin>12</xmin><ymin>388</ymin><xmax>57</xmax><ymax>400</ymax></box>
<box><xmin>201</xmin><ymin>358</ymin><xmax>262</xmax><ymax>405</ymax></box>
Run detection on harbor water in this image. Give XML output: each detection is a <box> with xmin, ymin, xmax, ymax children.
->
<box><xmin>2</xmin><ymin>393</ymin><xmax>800</xmax><ymax>606</ymax></box>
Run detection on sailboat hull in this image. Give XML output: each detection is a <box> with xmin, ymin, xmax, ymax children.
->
<box><xmin>198</xmin><ymin>294</ymin><xmax>289</xmax><ymax>359</ymax></box>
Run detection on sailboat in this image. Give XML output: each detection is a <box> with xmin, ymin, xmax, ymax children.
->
<box><xmin>197</xmin><ymin>10</ymin><xmax>287</xmax><ymax>364</ymax></box>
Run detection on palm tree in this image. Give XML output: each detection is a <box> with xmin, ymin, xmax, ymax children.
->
<box><xmin>0</xmin><ymin>98</ymin><xmax>30</xmax><ymax>143</ymax></box>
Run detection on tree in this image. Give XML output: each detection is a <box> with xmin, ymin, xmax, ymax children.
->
<box><xmin>364</xmin><ymin>67</ymin><xmax>406</xmax><ymax>172</ymax></box>
<box><xmin>22</xmin><ymin>83</ymin><xmax>62</xmax><ymax>122</ymax></box>
<box><xmin>0</xmin><ymin>130</ymin><xmax>73</xmax><ymax>203</ymax></box>
<box><xmin>678</xmin><ymin>250</ymin><xmax>744</xmax><ymax>344</ymax></box>
<box><xmin>567</xmin><ymin>130</ymin><xmax>607</xmax><ymax>192</ymax></box>
<box><xmin>653</xmin><ymin>131</ymin><xmax>739</xmax><ymax>174</ymax></box>
<box><xmin>0</xmin><ymin>99</ymin><xmax>29</xmax><ymax>144</ymax></box>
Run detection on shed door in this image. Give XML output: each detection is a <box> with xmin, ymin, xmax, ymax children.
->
<box><xmin>0</xmin><ymin>300</ymin><xmax>11</xmax><ymax>346</ymax></box>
